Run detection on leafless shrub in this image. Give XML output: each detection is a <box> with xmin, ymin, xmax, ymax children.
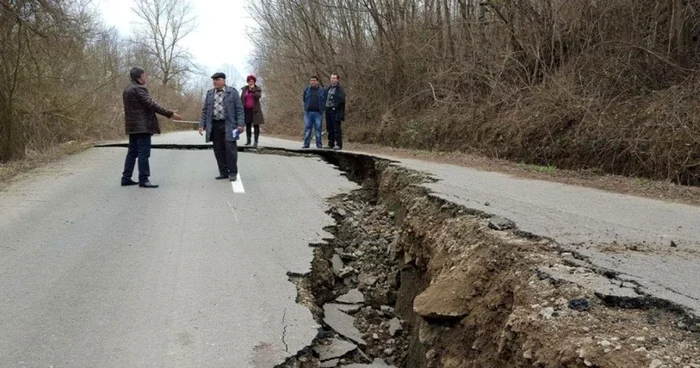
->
<box><xmin>249</xmin><ymin>0</ymin><xmax>700</xmax><ymax>184</ymax></box>
<box><xmin>0</xmin><ymin>0</ymin><xmax>203</xmax><ymax>163</ymax></box>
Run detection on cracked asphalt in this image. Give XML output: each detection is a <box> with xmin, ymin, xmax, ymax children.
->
<box><xmin>393</xmin><ymin>158</ymin><xmax>700</xmax><ymax>316</ymax></box>
<box><xmin>226</xmin><ymin>132</ymin><xmax>700</xmax><ymax>317</ymax></box>
<box><xmin>3</xmin><ymin>130</ymin><xmax>700</xmax><ymax>366</ymax></box>
<box><xmin>0</xmin><ymin>136</ymin><xmax>357</xmax><ymax>367</ymax></box>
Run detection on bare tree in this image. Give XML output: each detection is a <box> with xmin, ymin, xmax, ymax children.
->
<box><xmin>249</xmin><ymin>0</ymin><xmax>700</xmax><ymax>184</ymax></box>
<box><xmin>217</xmin><ymin>63</ymin><xmax>245</xmax><ymax>89</ymax></box>
<box><xmin>131</xmin><ymin>0</ymin><xmax>197</xmax><ymax>90</ymax></box>
<box><xmin>0</xmin><ymin>0</ymin><xmax>203</xmax><ymax>163</ymax></box>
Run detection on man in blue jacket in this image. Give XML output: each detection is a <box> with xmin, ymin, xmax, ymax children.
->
<box><xmin>302</xmin><ymin>76</ymin><xmax>326</xmax><ymax>149</ymax></box>
<box><xmin>198</xmin><ymin>72</ymin><xmax>245</xmax><ymax>181</ymax></box>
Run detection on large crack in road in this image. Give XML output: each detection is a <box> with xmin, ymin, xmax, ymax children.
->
<box><xmin>96</xmin><ymin>143</ymin><xmax>700</xmax><ymax>367</ymax></box>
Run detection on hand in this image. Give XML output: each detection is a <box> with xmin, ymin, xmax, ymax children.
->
<box><xmin>172</xmin><ymin>113</ymin><xmax>182</xmax><ymax>120</ymax></box>
<box><xmin>237</xmin><ymin>126</ymin><xmax>244</xmax><ymax>133</ymax></box>
<box><xmin>198</xmin><ymin>127</ymin><xmax>204</xmax><ymax>136</ymax></box>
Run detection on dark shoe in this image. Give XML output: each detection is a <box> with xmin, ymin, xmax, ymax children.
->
<box><xmin>253</xmin><ymin>141</ymin><xmax>258</xmax><ymax>147</ymax></box>
<box><xmin>215</xmin><ymin>174</ymin><xmax>228</xmax><ymax>180</ymax></box>
<box><xmin>121</xmin><ymin>179</ymin><xmax>138</xmax><ymax>186</ymax></box>
<box><xmin>139</xmin><ymin>181</ymin><xmax>159</xmax><ymax>188</ymax></box>
<box><xmin>229</xmin><ymin>174</ymin><xmax>238</xmax><ymax>182</ymax></box>
<box><xmin>245</xmin><ymin>140</ymin><xmax>251</xmax><ymax>146</ymax></box>
<box><xmin>302</xmin><ymin>146</ymin><xmax>309</xmax><ymax>149</ymax></box>
<box><xmin>326</xmin><ymin>146</ymin><xmax>334</xmax><ymax>150</ymax></box>
<box><xmin>333</xmin><ymin>147</ymin><xmax>342</xmax><ymax>151</ymax></box>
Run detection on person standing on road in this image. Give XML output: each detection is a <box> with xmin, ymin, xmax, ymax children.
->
<box><xmin>302</xmin><ymin>76</ymin><xmax>326</xmax><ymax>149</ymax></box>
<box><xmin>240</xmin><ymin>74</ymin><xmax>264</xmax><ymax>147</ymax></box>
<box><xmin>121</xmin><ymin>67</ymin><xmax>181</xmax><ymax>188</ymax></box>
<box><xmin>325</xmin><ymin>73</ymin><xmax>346</xmax><ymax>150</ymax></box>
<box><xmin>198</xmin><ymin>72</ymin><xmax>245</xmax><ymax>182</ymax></box>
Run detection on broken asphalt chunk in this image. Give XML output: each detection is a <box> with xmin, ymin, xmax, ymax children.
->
<box><xmin>332</xmin><ymin>254</ymin><xmax>345</xmax><ymax>275</ymax></box>
<box><xmin>320</xmin><ymin>359</ymin><xmax>340</xmax><ymax>368</ymax></box>
<box><xmin>388</xmin><ymin>318</ymin><xmax>402</xmax><ymax>336</ymax></box>
<box><xmin>343</xmin><ymin>358</ymin><xmax>395</xmax><ymax>367</ymax></box>
<box><xmin>313</xmin><ymin>338</ymin><xmax>358</xmax><ymax>361</ymax></box>
<box><xmin>488</xmin><ymin>215</ymin><xmax>515</xmax><ymax>231</ymax></box>
<box><xmin>323</xmin><ymin>304</ymin><xmax>367</xmax><ymax>346</ymax></box>
<box><xmin>326</xmin><ymin>303</ymin><xmax>363</xmax><ymax>314</ymax></box>
<box><xmin>336</xmin><ymin>289</ymin><xmax>365</xmax><ymax>304</ymax></box>
<box><xmin>358</xmin><ymin>272</ymin><xmax>379</xmax><ymax>286</ymax></box>
<box><xmin>568</xmin><ymin>298</ymin><xmax>591</xmax><ymax>312</ymax></box>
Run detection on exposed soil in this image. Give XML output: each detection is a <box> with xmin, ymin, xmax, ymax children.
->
<box><xmin>274</xmin><ymin>150</ymin><xmax>700</xmax><ymax>368</ymax></box>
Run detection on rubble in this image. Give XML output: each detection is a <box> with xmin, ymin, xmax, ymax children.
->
<box><xmin>388</xmin><ymin>318</ymin><xmax>402</xmax><ymax>336</ymax></box>
<box><xmin>336</xmin><ymin>289</ymin><xmax>365</xmax><ymax>305</ymax></box>
<box><xmin>313</xmin><ymin>338</ymin><xmax>358</xmax><ymax>361</ymax></box>
<box><xmin>488</xmin><ymin>215</ymin><xmax>516</xmax><ymax>230</ymax></box>
<box><xmin>331</xmin><ymin>255</ymin><xmax>345</xmax><ymax>275</ymax></box>
<box><xmin>276</xmin><ymin>155</ymin><xmax>700</xmax><ymax>368</ymax></box>
<box><xmin>323</xmin><ymin>304</ymin><xmax>367</xmax><ymax>346</ymax></box>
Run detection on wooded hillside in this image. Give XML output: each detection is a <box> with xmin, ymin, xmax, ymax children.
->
<box><xmin>250</xmin><ymin>0</ymin><xmax>700</xmax><ymax>185</ymax></box>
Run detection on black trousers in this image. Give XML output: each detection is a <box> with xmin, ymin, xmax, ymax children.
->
<box><xmin>211</xmin><ymin>121</ymin><xmax>238</xmax><ymax>176</ymax></box>
<box><xmin>122</xmin><ymin>133</ymin><xmax>152</xmax><ymax>183</ymax></box>
<box><xmin>326</xmin><ymin>111</ymin><xmax>343</xmax><ymax>148</ymax></box>
<box><xmin>244</xmin><ymin>108</ymin><xmax>259</xmax><ymax>143</ymax></box>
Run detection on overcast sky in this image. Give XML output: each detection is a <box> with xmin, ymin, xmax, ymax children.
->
<box><xmin>97</xmin><ymin>0</ymin><xmax>256</xmax><ymax>86</ymax></box>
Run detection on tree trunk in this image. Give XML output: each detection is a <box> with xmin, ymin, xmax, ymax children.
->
<box><xmin>436</xmin><ymin>0</ymin><xmax>444</xmax><ymax>55</ymax></box>
<box><xmin>444</xmin><ymin>0</ymin><xmax>455</xmax><ymax>59</ymax></box>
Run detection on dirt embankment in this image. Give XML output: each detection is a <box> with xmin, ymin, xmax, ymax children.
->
<box><xmin>273</xmin><ymin>150</ymin><xmax>700</xmax><ymax>368</ymax></box>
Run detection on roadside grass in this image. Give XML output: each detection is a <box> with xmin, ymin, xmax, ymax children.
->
<box><xmin>517</xmin><ymin>163</ymin><xmax>558</xmax><ymax>174</ymax></box>
<box><xmin>0</xmin><ymin>141</ymin><xmax>94</xmax><ymax>186</ymax></box>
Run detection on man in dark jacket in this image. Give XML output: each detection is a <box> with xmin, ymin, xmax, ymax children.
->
<box><xmin>121</xmin><ymin>67</ymin><xmax>181</xmax><ymax>188</ymax></box>
<box><xmin>325</xmin><ymin>73</ymin><xmax>346</xmax><ymax>150</ymax></box>
<box><xmin>198</xmin><ymin>72</ymin><xmax>245</xmax><ymax>181</ymax></box>
<box><xmin>302</xmin><ymin>76</ymin><xmax>326</xmax><ymax>149</ymax></box>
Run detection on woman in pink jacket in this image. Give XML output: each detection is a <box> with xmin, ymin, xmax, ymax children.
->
<box><xmin>240</xmin><ymin>75</ymin><xmax>265</xmax><ymax>147</ymax></box>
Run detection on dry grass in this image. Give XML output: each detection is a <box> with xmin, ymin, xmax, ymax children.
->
<box><xmin>0</xmin><ymin>140</ymin><xmax>94</xmax><ymax>190</ymax></box>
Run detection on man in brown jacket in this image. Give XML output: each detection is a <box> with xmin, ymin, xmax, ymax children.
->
<box><xmin>121</xmin><ymin>67</ymin><xmax>181</xmax><ymax>188</ymax></box>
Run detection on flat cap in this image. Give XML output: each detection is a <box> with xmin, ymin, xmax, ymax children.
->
<box><xmin>211</xmin><ymin>72</ymin><xmax>226</xmax><ymax>79</ymax></box>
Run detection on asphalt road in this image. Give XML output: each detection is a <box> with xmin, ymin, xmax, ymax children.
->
<box><xmin>0</xmin><ymin>140</ymin><xmax>357</xmax><ymax>367</ymax></box>
<box><xmin>95</xmin><ymin>131</ymin><xmax>700</xmax><ymax>316</ymax></box>
<box><xmin>147</xmin><ymin>131</ymin><xmax>700</xmax><ymax>316</ymax></box>
<box><xmin>3</xmin><ymin>129</ymin><xmax>700</xmax><ymax>367</ymax></box>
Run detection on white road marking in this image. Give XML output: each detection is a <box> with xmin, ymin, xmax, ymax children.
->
<box><xmin>231</xmin><ymin>174</ymin><xmax>245</xmax><ymax>193</ymax></box>
<box><xmin>226</xmin><ymin>200</ymin><xmax>245</xmax><ymax>240</ymax></box>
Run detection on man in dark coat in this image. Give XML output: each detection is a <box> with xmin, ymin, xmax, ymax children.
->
<box><xmin>198</xmin><ymin>72</ymin><xmax>245</xmax><ymax>181</ymax></box>
<box><xmin>240</xmin><ymin>74</ymin><xmax>265</xmax><ymax>147</ymax></box>
<box><xmin>302</xmin><ymin>76</ymin><xmax>326</xmax><ymax>149</ymax></box>
<box><xmin>325</xmin><ymin>73</ymin><xmax>346</xmax><ymax>150</ymax></box>
<box><xmin>121</xmin><ymin>67</ymin><xmax>181</xmax><ymax>188</ymax></box>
